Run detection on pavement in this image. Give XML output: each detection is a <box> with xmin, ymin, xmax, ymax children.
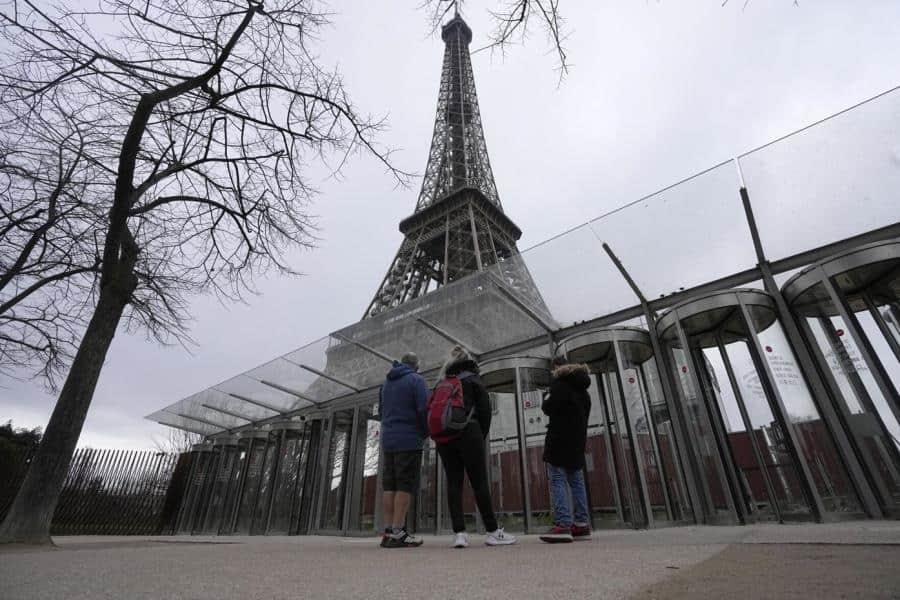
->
<box><xmin>1</xmin><ymin>521</ymin><xmax>899</xmax><ymax>600</ymax></box>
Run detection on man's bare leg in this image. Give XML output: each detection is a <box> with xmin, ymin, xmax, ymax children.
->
<box><xmin>382</xmin><ymin>491</ymin><xmax>395</xmax><ymax>532</ymax></box>
<box><xmin>392</xmin><ymin>491</ymin><xmax>412</xmax><ymax>530</ymax></box>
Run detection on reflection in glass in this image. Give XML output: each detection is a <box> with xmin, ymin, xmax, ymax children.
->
<box><xmin>234</xmin><ymin>438</ymin><xmax>268</xmax><ymax>534</ymax></box>
<box><xmin>201</xmin><ymin>446</ymin><xmax>238</xmax><ymax>534</ymax></box>
<box><xmin>487</xmin><ymin>390</ymin><xmax>524</xmax><ymax>531</ymax></box>
<box><xmin>267</xmin><ymin>427</ymin><xmax>310</xmax><ymax>535</ymax></box>
<box><xmin>355</xmin><ymin>408</ymin><xmax>380</xmax><ymax>532</ymax></box>
<box><xmin>322</xmin><ymin>410</ymin><xmax>354</xmax><ymax>531</ymax></box>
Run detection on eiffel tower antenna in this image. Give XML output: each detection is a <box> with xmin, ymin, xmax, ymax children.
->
<box><xmin>364</xmin><ymin>13</ymin><xmax>549</xmax><ymax>319</ymax></box>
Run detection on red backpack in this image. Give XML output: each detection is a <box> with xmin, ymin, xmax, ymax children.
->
<box><xmin>426</xmin><ymin>376</ymin><xmax>473</xmax><ymax>444</ymax></box>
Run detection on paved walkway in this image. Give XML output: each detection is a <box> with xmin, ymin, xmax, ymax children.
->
<box><xmin>1</xmin><ymin>522</ymin><xmax>899</xmax><ymax>599</ymax></box>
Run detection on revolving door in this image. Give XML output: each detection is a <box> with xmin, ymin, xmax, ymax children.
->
<box><xmin>657</xmin><ymin>289</ymin><xmax>862</xmax><ymax>524</ymax></box>
<box><xmin>783</xmin><ymin>238</ymin><xmax>900</xmax><ymax>516</ymax></box>
<box><xmin>557</xmin><ymin>327</ymin><xmax>693</xmax><ymax>528</ymax></box>
<box><xmin>477</xmin><ymin>356</ymin><xmax>552</xmax><ymax>533</ymax></box>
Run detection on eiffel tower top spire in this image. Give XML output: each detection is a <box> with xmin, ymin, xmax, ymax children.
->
<box><xmin>415</xmin><ymin>13</ymin><xmax>501</xmax><ymax>212</ymax></box>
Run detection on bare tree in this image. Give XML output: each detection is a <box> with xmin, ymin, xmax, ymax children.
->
<box><xmin>0</xmin><ymin>0</ymin><xmax>407</xmax><ymax>544</ymax></box>
<box><xmin>152</xmin><ymin>427</ymin><xmax>202</xmax><ymax>455</ymax></box>
<box><xmin>424</xmin><ymin>0</ymin><xmax>570</xmax><ymax>79</ymax></box>
<box><xmin>0</xmin><ymin>99</ymin><xmax>106</xmax><ymax>387</ymax></box>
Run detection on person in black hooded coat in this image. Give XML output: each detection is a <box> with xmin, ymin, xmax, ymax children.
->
<box><xmin>540</xmin><ymin>358</ymin><xmax>593</xmax><ymax>543</ymax></box>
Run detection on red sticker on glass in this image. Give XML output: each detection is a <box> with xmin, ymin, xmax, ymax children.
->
<box><xmin>836</xmin><ymin>329</ymin><xmax>844</xmax><ymax>337</ymax></box>
<box><xmin>765</xmin><ymin>346</ymin><xmax>773</xmax><ymax>353</ymax></box>
<box><xmin>628</xmin><ymin>377</ymin><xmax>635</xmax><ymax>384</ymax></box>
<box><xmin>681</xmin><ymin>366</ymin><xmax>688</xmax><ymax>373</ymax></box>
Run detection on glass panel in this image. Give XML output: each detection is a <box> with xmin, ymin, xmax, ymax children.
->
<box><xmin>494</xmin><ymin>224</ymin><xmax>635</xmax><ymax>328</ymax></box>
<box><xmin>177</xmin><ymin>451</ymin><xmax>213</xmax><ymax>533</ymax></box>
<box><xmin>234</xmin><ymin>439</ymin><xmax>268</xmax><ymax>534</ymax></box>
<box><xmin>250</xmin><ymin>441</ymin><xmax>278</xmax><ymax>533</ymax></box>
<box><xmin>618</xmin><ymin>348</ymin><xmax>676</xmax><ymax>523</ymax></box>
<box><xmin>355</xmin><ymin>409</ymin><xmax>380</xmax><ymax>533</ymax></box>
<box><xmin>883</xmin><ymin>303</ymin><xmax>900</xmax><ymax>349</ymax></box>
<box><xmin>806</xmin><ymin>315</ymin><xmax>900</xmax><ymax>505</ymax></box>
<box><xmin>486</xmin><ymin>380</ymin><xmax>524</xmax><ymax>532</ymax></box>
<box><xmin>718</xmin><ymin>342</ymin><xmax>810</xmax><ymax>518</ymax></box>
<box><xmin>602</xmin><ymin>370</ymin><xmax>644</xmax><ymax>526</ymax></box>
<box><xmin>201</xmin><ymin>447</ymin><xmax>237</xmax><ymax>534</ymax></box>
<box><xmin>418</xmin><ymin>440</ymin><xmax>439</xmax><ymax>532</ymax></box>
<box><xmin>584</xmin><ymin>379</ymin><xmax>622</xmax><ymax>527</ymax></box>
<box><xmin>642</xmin><ymin>358</ymin><xmax>692</xmax><ymax>521</ymax></box>
<box><xmin>267</xmin><ymin>428</ymin><xmax>309</xmax><ymax>535</ymax></box>
<box><xmin>294</xmin><ymin>421</ymin><xmax>323</xmax><ymax>534</ymax></box>
<box><xmin>321</xmin><ymin>410</ymin><xmax>354</xmax><ymax>531</ymax></box>
<box><xmin>519</xmin><ymin>367</ymin><xmax>552</xmax><ymax>529</ymax></box>
<box><xmin>218</xmin><ymin>442</ymin><xmax>248</xmax><ymax>534</ymax></box>
<box><xmin>590</xmin><ymin>162</ymin><xmax>756</xmax><ymax>300</ymax></box>
<box><xmin>857</xmin><ymin>309</ymin><xmax>900</xmax><ymax>409</ymax></box>
<box><xmin>756</xmin><ymin>321</ymin><xmax>863</xmax><ymax>514</ymax></box>
<box><xmin>739</xmin><ymin>87</ymin><xmax>900</xmax><ymax>261</ymax></box>
<box><xmin>668</xmin><ymin>342</ymin><xmax>732</xmax><ymax>515</ymax></box>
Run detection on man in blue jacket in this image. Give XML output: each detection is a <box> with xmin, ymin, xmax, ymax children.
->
<box><xmin>379</xmin><ymin>352</ymin><xmax>428</xmax><ymax>548</ymax></box>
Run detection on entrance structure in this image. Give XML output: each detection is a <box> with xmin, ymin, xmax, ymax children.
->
<box><xmin>147</xmin><ymin>14</ymin><xmax>900</xmax><ymax>537</ymax></box>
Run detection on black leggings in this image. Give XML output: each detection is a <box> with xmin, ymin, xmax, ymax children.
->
<box><xmin>435</xmin><ymin>423</ymin><xmax>498</xmax><ymax>533</ymax></box>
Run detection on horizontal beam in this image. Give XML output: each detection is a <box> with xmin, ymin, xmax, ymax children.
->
<box><xmin>416</xmin><ymin>317</ymin><xmax>481</xmax><ymax>356</ymax></box>
<box><xmin>259</xmin><ymin>379</ymin><xmax>321</xmax><ymax>404</ymax></box>
<box><xmin>169</xmin><ymin>411</ymin><xmax>231</xmax><ymax>431</ymax></box>
<box><xmin>331</xmin><ymin>333</ymin><xmax>395</xmax><ymax>364</ymax></box>
<box><xmin>295</xmin><ymin>363</ymin><xmax>361</xmax><ymax>393</ymax></box>
<box><xmin>220</xmin><ymin>390</ymin><xmax>286</xmax><ymax>415</ymax></box>
<box><xmin>200</xmin><ymin>403</ymin><xmax>254</xmax><ymax>423</ymax></box>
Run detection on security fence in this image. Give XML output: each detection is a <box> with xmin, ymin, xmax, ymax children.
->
<box><xmin>0</xmin><ymin>448</ymin><xmax>192</xmax><ymax>535</ymax></box>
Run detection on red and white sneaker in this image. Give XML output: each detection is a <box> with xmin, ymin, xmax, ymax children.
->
<box><xmin>539</xmin><ymin>524</ymin><xmax>574</xmax><ymax>543</ymax></box>
<box><xmin>571</xmin><ymin>524</ymin><xmax>592</xmax><ymax>541</ymax></box>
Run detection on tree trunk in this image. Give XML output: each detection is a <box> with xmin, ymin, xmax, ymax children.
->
<box><xmin>0</xmin><ymin>277</ymin><xmax>134</xmax><ymax>544</ymax></box>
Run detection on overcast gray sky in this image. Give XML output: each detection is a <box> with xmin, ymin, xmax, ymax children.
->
<box><xmin>3</xmin><ymin>1</ymin><xmax>900</xmax><ymax>448</ymax></box>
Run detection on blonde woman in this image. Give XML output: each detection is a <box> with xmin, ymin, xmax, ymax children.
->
<box><xmin>433</xmin><ymin>346</ymin><xmax>517</xmax><ymax>548</ymax></box>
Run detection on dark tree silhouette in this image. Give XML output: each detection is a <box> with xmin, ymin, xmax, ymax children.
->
<box><xmin>0</xmin><ymin>0</ymin><xmax>406</xmax><ymax>544</ymax></box>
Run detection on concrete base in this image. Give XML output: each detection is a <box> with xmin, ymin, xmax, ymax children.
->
<box><xmin>1</xmin><ymin>522</ymin><xmax>898</xmax><ymax>599</ymax></box>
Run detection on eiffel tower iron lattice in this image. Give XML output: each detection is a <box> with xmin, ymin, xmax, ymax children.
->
<box><xmin>365</xmin><ymin>15</ymin><xmax>550</xmax><ymax>320</ymax></box>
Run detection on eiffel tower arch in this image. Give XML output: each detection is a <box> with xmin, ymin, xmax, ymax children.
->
<box><xmin>365</xmin><ymin>15</ymin><xmax>549</xmax><ymax>320</ymax></box>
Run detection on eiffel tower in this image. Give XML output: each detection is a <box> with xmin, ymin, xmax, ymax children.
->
<box><xmin>364</xmin><ymin>14</ymin><xmax>549</xmax><ymax>319</ymax></box>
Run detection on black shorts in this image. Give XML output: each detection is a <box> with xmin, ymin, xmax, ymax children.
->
<box><xmin>382</xmin><ymin>450</ymin><xmax>422</xmax><ymax>494</ymax></box>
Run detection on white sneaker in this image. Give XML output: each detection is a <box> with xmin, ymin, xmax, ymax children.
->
<box><xmin>485</xmin><ymin>528</ymin><xmax>517</xmax><ymax>546</ymax></box>
<box><xmin>453</xmin><ymin>532</ymin><xmax>469</xmax><ymax>548</ymax></box>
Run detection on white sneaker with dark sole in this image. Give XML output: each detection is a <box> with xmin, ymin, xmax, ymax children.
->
<box><xmin>453</xmin><ymin>532</ymin><xmax>469</xmax><ymax>548</ymax></box>
<box><xmin>485</xmin><ymin>528</ymin><xmax>517</xmax><ymax>546</ymax></box>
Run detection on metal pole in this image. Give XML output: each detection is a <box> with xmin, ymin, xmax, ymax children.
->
<box><xmin>513</xmin><ymin>366</ymin><xmax>533</xmax><ymax>533</ymax></box>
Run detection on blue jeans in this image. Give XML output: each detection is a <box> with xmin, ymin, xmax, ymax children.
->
<box><xmin>547</xmin><ymin>464</ymin><xmax>589</xmax><ymax>527</ymax></box>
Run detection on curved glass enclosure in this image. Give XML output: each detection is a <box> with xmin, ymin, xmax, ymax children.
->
<box><xmin>657</xmin><ymin>289</ymin><xmax>862</xmax><ymax>524</ymax></box>
<box><xmin>783</xmin><ymin>238</ymin><xmax>900</xmax><ymax>516</ymax></box>
<box><xmin>557</xmin><ymin>327</ymin><xmax>693</xmax><ymax>528</ymax></box>
<box><xmin>175</xmin><ymin>443</ymin><xmax>216</xmax><ymax>534</ymax></box>
<box><xmin>479</xmin><ymin>356</ymin><xmax>551</xmax><ymax>533</ymax></box>
<box><xmin>199</xmin><ymin>437</ymin><xmax>240</xmax><ymax>535</ymax></box>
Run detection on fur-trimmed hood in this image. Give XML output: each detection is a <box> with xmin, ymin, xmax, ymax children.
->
<box><xmin>551</xmin><ymin>363</ymin><xmax>591</xmax><ymax>389</ymax></box>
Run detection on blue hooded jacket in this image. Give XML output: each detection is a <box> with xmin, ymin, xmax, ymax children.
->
<box><xmin>379</xmin><ymin>362</ymin><xmax>429</xmax><ymax>452</ymax></box>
